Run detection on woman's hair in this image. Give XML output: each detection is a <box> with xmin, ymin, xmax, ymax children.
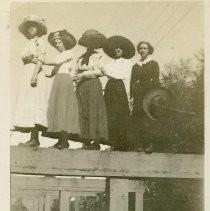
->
<box><xmin>53</xmin><ymin>38</ymin><xmax>72</xmax><ymax>50</ymax></box>
<box><xmin>61</xmin><ymin>39</ymin><xmax>72</xmax><ymax>50</ymax></box>
<box><xmin>22</xmin><ymin>22</ymin><xmax>42</xmax><ymax>39</ymax></box>
<box><xmin>137</xmin><ymin>41</ymin><xmax>154</xmax><ymax>55</ymax></box>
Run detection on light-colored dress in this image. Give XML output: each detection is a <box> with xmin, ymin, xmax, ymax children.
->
<box><xmin>47</xmin><ymin>50</ymin><xmax>80</xmax><ymax>135</ymax></box>
<box><xmin>14</xmin><ymin>37</ymin><xmax>48</xmax><ymax>129</ymax></box>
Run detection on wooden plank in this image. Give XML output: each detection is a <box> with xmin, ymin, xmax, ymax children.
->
<box><xmin>11</xmin><ymin>189</ymin><xmax>98</xmax><ymax>199</ymax></box>
<box><xmin>10</xmin><ymin>146</ymin><xmax>204</xmax><ymax>178</ymax></box>
<box><xmin>11</xmin><ymin>175</ymin><xmax>105</xmax><ymax>192</ymax></box>
<box><xmin>11</xmin><ymin>190</ymin><xmax>58</xmax><ymax>199</ymax></box>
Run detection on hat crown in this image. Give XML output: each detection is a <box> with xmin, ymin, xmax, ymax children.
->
<box><xmin>83</xmin><ymin>29</ymin><xmax>101</xmax><ymax>36</ymax></box>
<box><xmin>51</xmin><ymin>30</ymin><xmax>71</xmax><ymax>40</ymax></box>
<box><xmin>48</xmin><ymin>29</ymin><xmax>76</xmax><ymax>50</ymax></box>
<box><xmin>22</xmin><ymin>15</ymin><xmax>46</xmax><ymax>24</ymax></box>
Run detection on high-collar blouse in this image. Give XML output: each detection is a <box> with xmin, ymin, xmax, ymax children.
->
<box><xmin>103</xmin><ymin>58</ymin><xmax>133</xmax><ymax>80</ymax></box>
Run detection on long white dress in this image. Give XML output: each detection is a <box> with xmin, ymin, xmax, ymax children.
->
<box><xmin>14</xmin><ymin>37</ymin><xmax>48</xmax><ymax>129</ymax></box>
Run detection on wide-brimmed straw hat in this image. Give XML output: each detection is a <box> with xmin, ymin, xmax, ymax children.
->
<box><xmin>143</xmin><ymin>88</ymin><xmax>174</xmax><ymax>120</ymax></box>
<box><xmin>48</xmin><ymin>29</ymin><xmax>76</xmax><ymax>50</ymax></box>
<box><xmin>103</xmin><ymin>35</ymin><xmax>135</xmax><ymax>59</ymax></box>
<box><xmin>78</xmin><ymin>29</ymin><xmax>106</xmax><ymax>49</ymax></box>
<box><xmin>19</xmin><ymin>15</ymin><xmax>47</xmax><ymax>39</ymax></box>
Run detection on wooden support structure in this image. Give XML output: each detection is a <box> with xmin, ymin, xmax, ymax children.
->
<box><xmin>11</xmin><ymin>175</ymin><xmax>145</xmax><ymax>211</ymax></box>
<box><xmin>11</xmin><ymin>146</ymin><xmax>203</xmax><ymax>178</ymax></box>
<box><xmin>109</xmin><ymin>179</ymin><xmax>145</xmax><ymax>211</ymax></box>
<box><xmin>10</xmin><ymin>146</ymin><xmax>203</xmax><ymax>211</ymax></box>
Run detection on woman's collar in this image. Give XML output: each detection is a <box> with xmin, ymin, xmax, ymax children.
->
<box><xmin>114</xmin><ymin>57</ymin><xmax>125</xmax><ymax>61</ymax></box>
<box><xmin>137</xmin><ymin>56</ymin><xmax>153</xmax><ymax>66</ymax></box>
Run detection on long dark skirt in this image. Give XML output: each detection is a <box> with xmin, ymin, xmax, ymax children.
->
<box><xmin>104</xmin><ymin>79</ymin><xmax>129</xmax><ymax>147</ymax></box>
<box><xmin>76</xmin><ymin>78</ymin><xmax>108</xmax><ymax>141</ymax></box>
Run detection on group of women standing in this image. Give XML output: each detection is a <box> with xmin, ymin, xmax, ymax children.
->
<box><xmin>13</xmin><ymin>15</ymin><xmax>160</xmax><ymax>153</ymax></box>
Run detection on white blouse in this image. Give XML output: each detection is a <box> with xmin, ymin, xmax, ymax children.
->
<box><xmin>103</xmin><ymin>58</ymin><xmax>133</xmax><ymax>80</ymax></box>
<box><xmin>56</xmin><ymin>50</ymin><xmax>74</xmax><ymax>74</ymax></box>
<box><xmin>76</xmin><ymin>52</ymin><xmax>103</xmax><ymax>74</ymax></box>
<box><xmin>21</xmin><ymin>37</ymin><xmax>46</xmax><ymax>63</ymax></box>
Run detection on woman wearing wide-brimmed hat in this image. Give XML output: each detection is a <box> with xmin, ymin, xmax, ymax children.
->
<box><xmin>13</xmin><ymin>15</ymin><xmax>48</xmax><ymax>147</ymax></box>
<box><xmin>74</xmin><ymin>29</ymin><xmax>108</xmax><ymax>150</ymax></box>
<box><xmin>43</xmin><ymin>29</ymin><xmax>80</xmax><ymax>149</ymax></box>
<box><xmin>100</xmin><ymin>36</ymin><xmax>135</xmax><ymax>151</ymax></box>
<box><xmin>129</xmin><ymin>41</ymin><xmax>160</xmax><ymax>153</ymax></box>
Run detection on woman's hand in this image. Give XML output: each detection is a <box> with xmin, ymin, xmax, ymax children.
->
<box><xmin>99</xmin><ymin>66</ymin><xmax>107</xmax><ymax>75</ymax></box>
<box><xmin>31</xmin><ymin>57</ymin><xmax>39</xmax><ymax>64</ymax></box>
<box><xmin>31</xmin><ymin>74</ymin><xmax>38</xmax><ymax>87</ymax></box>
<box><xmin>45</xmin><ymin>73</ymin><xmax>52</xmax><ymax>78</ymax></box>
<box><xmin>72</xmin><ymin>73</ymin><xmax>84</xmax><ymax>83</ymax></box>
<box><xmin>80</xmin><ymin>64</ymin><xmax>89</xmax><ymax>71</ymax></box>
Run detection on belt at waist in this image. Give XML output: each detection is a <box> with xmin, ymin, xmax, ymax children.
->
<box><xmin>77</xmin><ymin>77</ymin><xmax>99</xmax><ymax>87</ymax></box>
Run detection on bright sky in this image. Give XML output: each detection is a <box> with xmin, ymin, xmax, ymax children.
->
<box><xmin>10</xmin><ymin>1</ymin><xmax>204</xmax><ymax>147</ymax></box>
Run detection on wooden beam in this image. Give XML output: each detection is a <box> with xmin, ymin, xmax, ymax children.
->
<box><xmin>11</xmin><ymin>175</ymin><xmax>105</xmax><ymax>192</ymax></box>
<box><xmin>11</xmin><ymin>146</ymin><xmax>203</xmax><ymax>178</ymax></box>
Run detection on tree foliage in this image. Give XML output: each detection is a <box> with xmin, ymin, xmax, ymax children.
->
<box><xmin>158</xmin><ymin>50</ymin><xmax>204</xmax><ymax>154</ymax></box>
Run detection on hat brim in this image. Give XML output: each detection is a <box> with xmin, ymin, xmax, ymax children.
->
<box><xmin>103</xmin><ymin>36</ymin><xmax>135</xmax><ymax>59</ymax></box>
<box><xmin>78</xmin><ymin>33</ymin><xmax>106</xmax><ymax>49</ymax></box>
<box><xmin>48</xmin><ymin>34</ymin><xmax>76</xmax><ymax>50</ymax></box>
<box><xmin>143</xmin><ymin>88</ymin><xmax>174</xmax><ymax>120</ymax></box>
<box><xmin>19</xmin><ymin>20</ymin><xmax>47</xmax><ymax>38</ymax></box>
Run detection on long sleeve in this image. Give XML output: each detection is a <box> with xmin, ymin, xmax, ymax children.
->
<box><xmin>35</xmin><ymin>38</ymin><xmax>46</xmax><ymax>63</ymax></box>
<box><xmin>151</xmin><ymin>61</ymin><xmax>160</xmax><ymax>88</ymax></box>
<box><xmin>76</xmin><ymin>53</ymin><xmax>104</xmax><ymax>77</ymax></box>
<box><xmin>84</xmin><ymin>54</ymin><xmax>103</xmax><ymax>77</ymax></box>
<box><xmin>130</xmin><ymin>66</ymin><xmax>137</xmax><ymax>99</ymax></box>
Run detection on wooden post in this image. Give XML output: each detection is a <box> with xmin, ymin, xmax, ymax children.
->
<box><xmin>75</xmin><ymin>196</ymin><xmax>80</xmax><ymax>211</ymax></box>
<box><xmin>44</xmin><ymin>193</ymin><xmax>51</xmax><ymax>211</ymax></box>
<box><xmin>59</xmin><ymin>191</ymin><xmax>70</xmax><ymax>211</ymax></box>
<box><xmin>33</xmin><ymin>198</ymin><xmax>39</xmax><ymax>211</ymax></box>
<box><xmin>22</xmin><ymin>198</ymin><xmax>30</xmax><ymax>211</ymax></box>
<box><xmin>110</xmin><ymin>179</ymin><xmax>129</xmax><ymax>211</ymax></box>
<box><xmin>135</xmin><ymin>192</ymin><xmax>144</xmax><ymax>211</ymax></box>
<box><xmin>38</xmin><ymin>197</ymin><xmax>44</xmax><ymax>211</ymax></box>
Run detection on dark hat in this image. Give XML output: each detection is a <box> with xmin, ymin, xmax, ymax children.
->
<box><xmin>78</xmin><ymin>29</ymin><xmax>106</xmax><ymax>49</ymax></box>
<box><xmin>143</xmin><ymin>88</ymin><xmax>174</xmax><ymax>120</ymax></box>
<box><xmin>48</xmin><ymin>29</ymin><xmax>76</xmax><ymax>50</ymax></box>
<box><xmin>103</xmin><ymin>36</ymin><xmax>135</xmax><ymax>59</ymax></box>
<box><xmin>19</xmin><ymin>15</ymin><xmax>47</xmax><ymax>39</ymax></box>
